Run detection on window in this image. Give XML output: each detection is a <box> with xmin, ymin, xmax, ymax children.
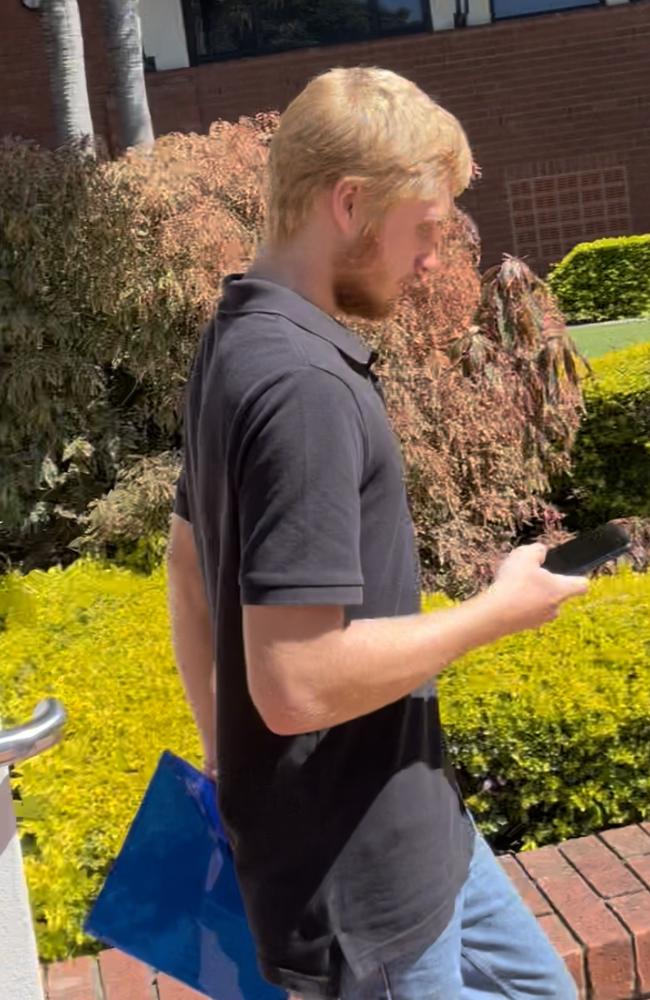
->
<box><xmin>492</xmin><ymin>0</ymin><xmax>599</xmax><ymax>18</ymax></box>
<box><xmin>182</xmin><ymin>0</ymin><xmax>431</xmax><ymax>63</ymax></box>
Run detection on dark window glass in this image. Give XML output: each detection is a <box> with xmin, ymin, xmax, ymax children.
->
<box><xmin>258</xmin><ymin>0</ymin><xmax>374</xmax><ymax>51</ymax></box>
<box><xmin>378</xmin><ymin>0</ymin><xmax>426</xmax><ymax>30</ymax></box>
<box><xmin>493</xmin><ymin>0</ymin><xmax>598</xmax><ymax>17</ymax></box>
<box><xmin>194</xmin><ymin>0</ymin><xmax>257</xmax><ymax>57</ymax></box>
<box><xmin>183</xmin><ymin>0</ymin><xmax>429</xmax><ymax>62</ymax></box>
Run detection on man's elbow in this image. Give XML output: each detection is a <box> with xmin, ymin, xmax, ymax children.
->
<box><xmin>261</xmin><ymin>710</ymin><xmax>309</xmax><ymax>738</ymax></box>
<box><xmin>247</xmin><ymin>667</ymin><xmax>324</xmax><ymax>737</ymax></box>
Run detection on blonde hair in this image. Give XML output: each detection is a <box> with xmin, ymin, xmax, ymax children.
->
<box><xmin>267</xmin><ymin>67</ymin><xmax>473</xmax><ymax>244</ymax></box>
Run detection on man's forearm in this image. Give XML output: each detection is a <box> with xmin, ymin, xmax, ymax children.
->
<box><xmin>167</xmin><ymin>517</ymin><xmax>216</xmax><ymax>767</ymax></box>
<box><xmin>244</xmin><ymin>544</ymin><xmax>587</xmax><ymax>737</ymax></box>
<box><xmin>169</xmin><ymin>576</ymin><xmax>215</xmax><ymax>756</ymax></box>
<box><xmin>245</xmin><ymin>591</ymin><xmax>503</xmax><ymax>735</ymax></box>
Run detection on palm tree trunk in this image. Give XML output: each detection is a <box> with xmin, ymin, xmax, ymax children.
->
<box><xmin>102</xmin><ymin>0</ymin><xmax>155</xmax><ymax>150</ymax></box>
<box><xmin>41</xmin><ymin>0</ymin><xmax>95</xmax><ymax>151</ymax></box>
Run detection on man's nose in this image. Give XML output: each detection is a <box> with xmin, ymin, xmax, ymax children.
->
<box><xmin>415</xmin><ymin>249</ymin><xmax>439</xmax><ymax>275</ymax></box>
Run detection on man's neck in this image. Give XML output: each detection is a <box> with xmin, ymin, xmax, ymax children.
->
<box><xmin>248</xmin><ymin>238</ymin><xmax>336</xmax><ymax>317</ymax></box>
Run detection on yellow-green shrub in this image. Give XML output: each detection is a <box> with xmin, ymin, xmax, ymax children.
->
<box><xmin>0</xmin><ymin>561</ymin><xmax>200</xmax><ymax>961</ymax></box>
<box><xmin>428</xmin><ymin>569</ymin><xmax>650</xmax><ymax>850</ymax></box>
<box><xmin>1</xmin><ymin>563</ymin><xmax>649</xmax><ymax>961</ymax></box>
<box><xmin>547</xmin><ymin>234</ymin><xmax>650</xmax><ymax>323</ymax></box>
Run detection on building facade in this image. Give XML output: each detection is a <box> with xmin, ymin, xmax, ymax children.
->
<box><xmin>3</xmin><ymin>0</ymin><xmax>649</xmax><ymax>272</ymax></box>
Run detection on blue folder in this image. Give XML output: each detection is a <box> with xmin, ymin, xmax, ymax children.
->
<box><xmin>84</xmin><ymin>750</ymin><xmax>288</xmax><ymax>1000</ymax></box>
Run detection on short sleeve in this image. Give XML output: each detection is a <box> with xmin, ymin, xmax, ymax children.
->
<box><xmin>173</xmin><ymin>466</ymin><xmax>191</xmax><ymax>522</ymax></box>
<box><xmin>236</xmin><ymin>367</ymin><xmax>366</xmax><ymax>606</ymax></box>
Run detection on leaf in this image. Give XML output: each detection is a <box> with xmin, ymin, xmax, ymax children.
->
<box><xmin>15</xmin><ymin>795</ymin><xmax>48</xmax><ymax>822</ymax></box>
<box><xmin>62</xmin><ymin>438</ymin><xmax>94</xmax><ymax>465</ymax></box>
<box><xmin>39</xmin><ymin>455</ymin><xmax>60</xmax><ymax>490</ymax></box>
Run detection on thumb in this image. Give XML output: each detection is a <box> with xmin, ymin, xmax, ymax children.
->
<box><xmin>512</xmin><ymin>542</ymin><xmax>547</xmax><ymax>566</ymax></box>
<box><xmin>557</xmin><ymin>573</ymin><xmax>589</xmax><ymax>597</ymax></box>
<box><xmin>528</xmin><ymin>542</ymin><xmax>548</xmax><ymax>566</ymax></box>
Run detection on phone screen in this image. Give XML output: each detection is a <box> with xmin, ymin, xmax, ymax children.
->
<box><xmin>542</xmin><ymin>524</ymin><xmax>631</xmax><ymax>577</ymax></box>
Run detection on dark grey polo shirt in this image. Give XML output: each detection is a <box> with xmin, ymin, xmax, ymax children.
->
<box><xmin>174</xmin><ymin>275</ymin><xmax>474</xmax><ymax>998</ymax></box>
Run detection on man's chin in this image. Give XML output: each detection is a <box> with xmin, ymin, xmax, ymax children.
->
<box><xmin>338</xmin><ymin>296</ymin><xmax>396</xmax><ymax>322</ymax></box>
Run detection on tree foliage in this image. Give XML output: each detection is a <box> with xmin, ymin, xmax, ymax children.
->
<box><xmin>354</xmin><ymin>241</ymin><xmax>584</xmax><ymax>595</ymax></box>
<box><xmin>0</xmin><ymin>117</ymin><xmax>584</xmax><ymax>593</ymax></box>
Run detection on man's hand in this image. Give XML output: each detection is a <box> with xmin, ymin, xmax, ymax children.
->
<box><xmin>203</xmin><ymin>758</ymin><xmax>218</xmax><ymax>781</ymax></box>
<box><xmin>487</xmin><ymin>542</ymin><xmax>588</xmax><ymax>633</ymax></box>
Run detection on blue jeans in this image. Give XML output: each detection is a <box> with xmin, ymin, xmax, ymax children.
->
<box><xmin>338</xmin><ymin>831</ymin><xmax>577</xmax><ymax>1000</ymax></box>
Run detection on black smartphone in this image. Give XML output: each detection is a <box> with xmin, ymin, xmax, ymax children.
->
<box><xmin>542</xmin><ymin>523</ymin><xmax>632</xmax><ymax>577</ymax></box>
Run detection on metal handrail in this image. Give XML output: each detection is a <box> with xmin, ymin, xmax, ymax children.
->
<box><xmin>0</xmin><ymin>699</ymin><xmax>67</xmax><ymax>767</ymax></box>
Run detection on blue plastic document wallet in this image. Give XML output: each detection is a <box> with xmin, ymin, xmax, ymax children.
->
<box><xmin>84</xmin><ymin>750</ymin><xmax>287</xmax><ymax>1000</ymax></box>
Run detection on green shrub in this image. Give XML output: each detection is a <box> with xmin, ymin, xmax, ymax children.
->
<box><xmin>1</xmin><ymin>561</ymin><xmax>649</xmax><ymax>960</ymax></box>
<box><xmin>548</xmin><ymin>234</ymin><xmax>650</xmax><ymax>324</ymax></box>
<box><xmin>429</xmin><ymin>567</ymin><xmax>650</xmax><ymax>851</ymax></box>
<box><xmin>73</xmin><ymin>452</ymin><xmax>181</xmax><ymax>571</ymax></box>
<box><xmin>556</xmin><ymin>343</ymin><xmax>650</xmax><ymax>530</ymax></box>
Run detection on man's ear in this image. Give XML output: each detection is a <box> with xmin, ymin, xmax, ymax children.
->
<box><xmin>330</xmin><ymin>178</ymin><xmax>364</xmax><ymax>237</ymax></box>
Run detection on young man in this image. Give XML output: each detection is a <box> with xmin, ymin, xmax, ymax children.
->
<box><xmin>167</xmin><ymin>68</ymin><xmax>586</xmax><ymax>1000</ymax></box>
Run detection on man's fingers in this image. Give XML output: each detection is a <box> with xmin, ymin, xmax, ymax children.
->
<box><xmin>203</xmin><ymin>761</ymin><xmax>218</xmax><ymax>781</ymax></box>
<box><xmin>559</xmin><ymin>574</ymin><xmax>589</xmax><ymax>597</ymax></box>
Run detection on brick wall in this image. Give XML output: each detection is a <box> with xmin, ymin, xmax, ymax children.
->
<box><xmin>41</xmin><ymin>823</ymin><xmax>650</xmax><ymax>1000</ymax></box>
<box><xmin>1</xmin><ymin>1</ymin><xmax>55</xmax><ymax>147</ymax></box>
<box><xmin>3</xmin><ymin>1</ymin><xmax>650</xmax><ymax>271</ymax></box>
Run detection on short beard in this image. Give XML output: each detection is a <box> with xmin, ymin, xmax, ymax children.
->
<box><xmin>332</xmin><ymin>229</ymin><xmax>397</xmax><ymax>321</ymax></box>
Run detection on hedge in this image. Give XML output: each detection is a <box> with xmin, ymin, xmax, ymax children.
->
<box><xmin>433</xmin><ymin>567</ymin><xmax>650</xmax><ymax>850</ymax></box>
<box><xmin>0</xmin><ymin>561</ymin><xmax>201</xmax><ymax>962</ymax></box>
<box><xmin>1</xmin><ymin>560</ymin><xmax>649</xmax><ymax>960</ymax></box>
<box><xmin>557</xmin><ymin>342</ymin><xmax>650</xmax><ymax>530</ymax></box>
<box><xmin>547</xmin><ymin>234</ymin><xmax>650</xmax><ymax>324</ymax></box>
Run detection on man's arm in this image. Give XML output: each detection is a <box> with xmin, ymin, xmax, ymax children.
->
<box><xmin>233</xmin><ymin>366</ymin><xmax>587</xmax><ymax>737</ymax></box>
<box><xmin>167</xmin><ymin>513</ymin><xmax>216</xmax><ymax>775</ymax></box>
<box><xmin>244</xmin><ymin>544</ymin><xmax>588</xmax><ymax>737</ymax></box>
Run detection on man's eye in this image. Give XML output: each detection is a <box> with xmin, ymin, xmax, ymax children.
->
<box><xmin>416</xmin><ymin>222</ymin><xmax>435</xmax><ymax>240</ymax></box>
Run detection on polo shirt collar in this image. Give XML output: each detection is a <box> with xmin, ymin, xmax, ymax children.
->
<box><xmin>219</xmin><ymin>274</ymin><xmax>377</xmax><ymax>369</ymax></box>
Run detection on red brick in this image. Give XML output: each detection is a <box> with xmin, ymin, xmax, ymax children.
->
<box><xmin>46</xmin><ymin>957</ymin><xmax>97</xmax><ymax>1000</ymax></box>
<box><xmin>156</xmin><ymin>973</ymin><xmax>208</xmax><ymax>999</ymax></box>
<box><xmin>600</xmin><ymin>825</ymin><xmax>650</xmax><ymax>859</ymax></box>
<box><xmin>99</xmin><ymin>949</ymin><xmax>154</xmax><ymax>1000</ymax></box>
<box><xmin>560</xmin><ymin>834</ymin><xmax>644</xmax><ymax>899</ymax></box>
<box><xmin>537</xmin><ymin>913</ymin><xmax>586</xmax><ymax>996</ymax></box>
<box><xmin>608</xmin><ymin>891</ymin><xmax>650</xmax><ymax>995</ymax></box>
<box><xmin>499</xmin><ymin>853</ymin><xmax>552</xmax><ymax>916</ymax></box>
<box><xmin>519</xmin><ymin>846</ymin><xmax>635</xmax><ymax>1000</ymax></box>
<box><xmin>3</xmin><ymin>0</ymin><xmax>650</xmax><ymax>274</ymax></box>
<box><xmin>629</xmin><ymin>855</ymin><xmax>650</xmax><ymax>891</ymax></box>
